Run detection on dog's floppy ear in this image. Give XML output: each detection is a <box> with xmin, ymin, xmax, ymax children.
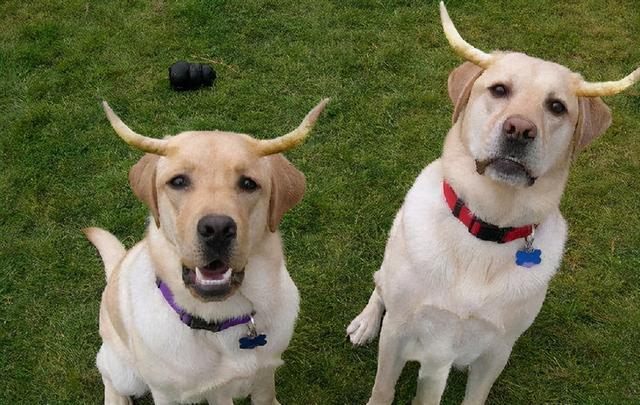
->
<box><xmin>448</xmin><ymin>62</ymin><xmax>484</xmax><ymax>124</ymax></box>
<box><xmin>129</xmin><ymin>153</ymin><xmax>161</xmax><ymax>227</ymax></box>
<box><xmin>574</xmin><ymin>97</ymin><xmax>612</xmax><ymax>153</ymax></box>
<box><xmin>267</xmin><ymin>154</ymin><xmax>306</xmax><ymax>233</ymax></box>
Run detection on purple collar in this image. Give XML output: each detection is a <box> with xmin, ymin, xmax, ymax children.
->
<box><xmin>156</xmin><ymin>279</ymin><xmax>252</xmax><ymax>333</ymax></box>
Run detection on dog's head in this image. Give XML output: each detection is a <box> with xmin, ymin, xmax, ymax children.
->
<box><xmin>103</xmin><ymin>100</ymin><xmax>328</xmax><ymax>301</ymax></box>
<box><xmin>441</xmin><ymin>2</ymin><xmax>638</xmax><ymax>189</ymax></box>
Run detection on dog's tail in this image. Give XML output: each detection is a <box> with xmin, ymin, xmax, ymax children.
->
<box><xmin>83</xmin><ymin>227</ymin><xmax>126</xmax><ymax>279</ymax></box>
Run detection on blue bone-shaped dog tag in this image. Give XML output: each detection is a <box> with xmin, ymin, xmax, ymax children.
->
<box><xmin>239</xmin><ymin>334</ymin><xmax>267</xmax><ymax>349</ymax></box>
<box><xmin>515</xmin><ymin>249</ymin><xmax>542</xmax><ymax>268</ymax></box>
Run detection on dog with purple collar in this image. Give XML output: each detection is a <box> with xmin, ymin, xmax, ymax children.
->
<box><xmin>85</xmin><ymin>99</ymin><xmax>328</xmax><ymax>404</ymax></box>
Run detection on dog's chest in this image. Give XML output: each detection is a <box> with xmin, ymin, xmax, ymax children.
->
<box><xmin>405</xmin><ymin>211</ymin><xmax>563</xmax><ymax>328</ymax></box>
<box><xmin>391</xmin><ymin>161</ymin><xmax>568</xmax><ymax>363</ymax></box>
<box><xmin>414</xmin><ymin>253</ymin><xmax>547</xmax><ymax>319</ymax></box>
<box><xmin>130</xmin><ymin>285</ymin><xmax>263</xmax><ymax>400</ymax></box>
<box><xmin>123</xmin><ymin>252</ymin><xmax>298</xmax><ymax>402</ymax></box>
<box><xmin>401</xmin><ymin>251</ymin><xmax>556</xmax><ymax>366</ymax></box>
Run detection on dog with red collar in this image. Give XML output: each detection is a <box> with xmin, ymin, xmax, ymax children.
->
<box><xmin>347</xmin><ymin>3</ymin><xmax>639</xmax><ymax>404</ymax></box>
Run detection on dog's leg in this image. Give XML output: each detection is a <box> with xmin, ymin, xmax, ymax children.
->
<box><xmin>347</xmin><ymin>288</ymin><xmax>385</xmax><ymax>346</ymax></box>
<box><xmin>102</xmin><ymin>377</ymin><xmax>133</xmax><ymax>405</ymax></box>
<box><xmin>411</xmin><ymin>361</ymin><xmax>452</xmax><ymax>405</ymax></box>
<box><xmin>250</xmin><ymin>367</ymin><xmax>280</xmax><ymax>405</ymax></box>
<box><xmin>146</xmin><ymin>388</ymin><xmax>178</xmax><ymax>405</ymax></box>
<box><xmin>366</xmin><ymin>318</ymin><xmax>406</xmax><ymax>405</ymax></box>
<box><xmin>150</xmin><ymin>389</ymin><xmax>178</xmax><ymax>405</ymax></box>
<box><xmin>207</xmin><ymin>395</ymin><xmax>234</xmax><ymax>405</ymax></box>
<box><xmin>97</xmin><ymin>344</ymin><xmax>143</xmax><ymax>405</ymax></box>
<box><xmin>207</xmin><ymin>391</ymin><xmax>233</xmax><ymax>405</ymax></box>
<box><xmin>461</xmin><ymin>345</ymin><xmax>512</xmax><ymax>405</ymax></box>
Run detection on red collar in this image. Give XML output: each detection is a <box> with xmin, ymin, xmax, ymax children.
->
<box><xmin>442</xmin><ymin>181</ymin><xmax>534</xmax><ymax>243</ymax></box>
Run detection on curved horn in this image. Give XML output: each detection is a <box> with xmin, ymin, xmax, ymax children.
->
<box><xmin>439</xmin><ymin>2</ymin><xmax>493</xmax><ymax>69</ymax></box>
<box><xmin>575</xmin><ymin>67</ymin><xmax>640</xmax><ymax>97</ymax></box>
<box><xmin>102</xmin><ymin>101</ymin><xmax>168</xmax><ymax>155</ymax></box>
<box><xmin>254</xmin><ymin>98</ymin><xmax>330</xmax><ymax>156</ymax></box>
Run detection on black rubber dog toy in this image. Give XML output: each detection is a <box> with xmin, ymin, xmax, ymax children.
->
<box><xmin>169</xmin><ymin>61</ymin><xmax>216</xmax><ymax>91</ymax></box>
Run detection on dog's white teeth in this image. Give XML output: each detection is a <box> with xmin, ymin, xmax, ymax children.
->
<box><xmin>194</xmin><ymin>267</ymin><xmax>232</xmax><ymax>286</ymax></box>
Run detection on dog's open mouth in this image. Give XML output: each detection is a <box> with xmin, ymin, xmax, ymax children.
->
<box><xmin>476</xmin><ymin>157</ymin><xmax>536</xmax><ymax>187</ymax></box>
<box><xmin>182</xmin><ymin>260</ymin><xmax>244</xmax><ymax>301</ymax></box>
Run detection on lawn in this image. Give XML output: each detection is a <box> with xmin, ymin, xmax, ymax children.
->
<box><xmin>1</xmin><ymin>0</ymin><xmax>639</xmax><ymax>403</ymax></box>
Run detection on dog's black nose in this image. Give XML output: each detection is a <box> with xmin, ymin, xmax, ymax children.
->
<box><xmin>502</xmin><ymin>116</ymin><xmax>537</xmax><ymax>143</ymax></box>
<box><xmin>197</xmin><ymin>215</ymin><xmax>237</xmax><ymax>244</ymax></box>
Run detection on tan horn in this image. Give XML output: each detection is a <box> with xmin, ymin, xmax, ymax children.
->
<box><xmin>102</xmin><ymin>101</ymin><xmax>168</xmax><ymax>155</ymax></box>
<box><xmin>575</xmin><ymin>67</ymin><xmax>640</xmax><ymax>97</ymax></box>
<box><xmin>439</xmin><ymin>2</ymin><xmax>493</xmax><ymax>69</ymax></box>
<box><xmin>254</xmin><ymin>98</ymin><xmax>330</xmax><ymax>156</ymax></box>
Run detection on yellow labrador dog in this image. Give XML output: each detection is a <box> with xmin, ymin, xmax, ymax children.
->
<box><xmin>85</xmin><ymin>99</ymin><xmax>328</xmax><ymax>405</ymax></box>
<box><xmin>347</xmin><ymin>3</ymin><xmax>638</xmax><ymax>404</ymax></box>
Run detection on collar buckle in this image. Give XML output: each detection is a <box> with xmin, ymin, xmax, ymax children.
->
<box><xmin>471</xmin><ymin>218</ymin><xmax>509</xmax><ymax>243</ymax></box>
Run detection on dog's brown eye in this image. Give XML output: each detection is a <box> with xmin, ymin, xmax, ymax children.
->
<box><xmin>548</xmin><ymin>100</ymin><xmax>566</xmax><ymax>115</ymax></box>
<box><xmin>168</xmin><ymin>175</ymin><xmax>190</xmax><ymax>189</ymax></box>
<box><xmin>489</xmin><ymin>84</ymin><xmax>509</xmax><ymax>98</ymax></box>
<box><xmin>239</xmin><ymin>176</ymin><xmax>258</xmax><ymax>192</ymax></box>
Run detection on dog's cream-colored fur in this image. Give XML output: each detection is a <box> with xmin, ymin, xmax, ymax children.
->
<box><xmin>347</xmin><ymin>43</ymin><xmax>618</xmax><ymax>405</ymax></box>
<box><xmin>85</xmin><ymin>107</ymin><xmax>323</xmax><ymax>404</ymax></box>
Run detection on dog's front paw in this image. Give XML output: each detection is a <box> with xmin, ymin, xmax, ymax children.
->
<box><xmin>346</xmin><ymin>307</ymin><xmax>383</xmax><ymax>346</ymax></box>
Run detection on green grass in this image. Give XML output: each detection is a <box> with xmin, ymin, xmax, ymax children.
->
<box><xmin>1</xmin><ymin>0</ymin><xmax>639</xmax><ymax>403</ymax></box>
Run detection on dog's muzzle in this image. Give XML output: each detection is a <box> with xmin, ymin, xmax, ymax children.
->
<box><xmin>476</xmin><ymin>157</ymin><xmax>536</xmax><ymax>187</ymax></box>
<box><xmin>475</xmin><ymin>116</ymin><xmax>538</xmax><ymax>187</ymax></box>
<box><xmin>182</xmin><ymin>214</ymin><xmax>244</xmax><ymax>301</ymax></box>
<box><xmin>182</xmin><ymin>261</ymin><xmax>245</xmax><ymax>301</ymax></box>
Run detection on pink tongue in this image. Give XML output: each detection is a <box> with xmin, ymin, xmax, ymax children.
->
<box><xmin>199</xmin><ymin>263</ymin><xmax>229</xmax><ymax>280</ymax></box>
